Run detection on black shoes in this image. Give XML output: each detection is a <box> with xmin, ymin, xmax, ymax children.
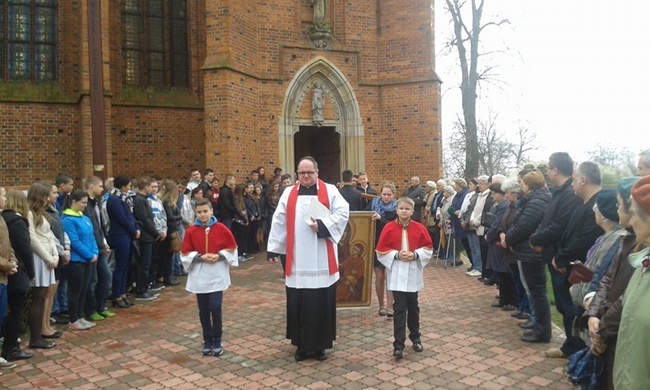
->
<box><xmin>413</xmin><ymin>340</ymin><xmax>424</xmax><ymax>353</ymax></box>
<box><xmin>516</xmin><ymin>312</ymin><xmax>531</xmax><ymax>320</ymax></box>
<box><xmin>521</xmin><ymin>333</ymin><xmax>550</xmax><ymax>343</ymax></box>
<box><xmin>294</xmin><ymin>348</ymin><xmax>327</xmax><ymax>362</ymax></box>
<box><xmin>519</xmin><ymin>320</ymin><xmax>535</xmax><ymax>329</ymax></box>
<box><xmin>3</xmin><ymin>348</ymin><xmax>34</xmax><ymax>361</ymax></box>
<box><xmin>483</xmin><ymin>279</ymin><xmax>496</xmax><ymax>286</ymax></box>
<box><xmin>491</xmin><ymin>302</ymin><xmax>504</xmax><ymax>308</ymax></box>
<box><xmin>164</xmin><ymin>278</ymin><xmax>179</xmax><ymax>286</ymax></box>
<box><xmin>314</xmin><ymin>350</ymin><xmax>328</xmax><ymax>361</ymax></box>
<box><xmin>393</xmin><ymin>347</ymin><xmax>404</xmax><ymax>359</ymax></box>
<box><xmin>294</xmin><ymin>348</ymin><xmax>308</xmax><ymax>362</ymax></box>
<box><xmin>502</xmin><ymin>304</ymin><xmax>517</xmax><ymax>311</ymax></box>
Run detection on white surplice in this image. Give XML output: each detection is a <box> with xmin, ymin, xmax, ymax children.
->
<box><xmin>268</xmin><ymin>182</ymin><xmax>349</xmax><ymax>289</ymax></box>
<box><xmin>377</xmin><ymin>247</ymin><xmax>433</xmax><ymax>292</ymax></box>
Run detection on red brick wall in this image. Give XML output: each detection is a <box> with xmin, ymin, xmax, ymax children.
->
<box><xmin>0</xmin><ymin>0</ymin><xmax>441</xmax><ymax>188</ymax></box>
<box><xmin>0</xmin><ymin>103</ymin><xmax>81</xmax><ymax>185</ymax></box>
<box><xmin>110</xmin><ymin>106</ymin><xmax>205</xmax><ymax>180</ymax></box>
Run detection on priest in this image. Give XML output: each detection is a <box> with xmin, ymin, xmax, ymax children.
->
<box><xmin>267</xmin><ymin>156</ymin><xmax>349</xmax><ymax>362</ymax></box>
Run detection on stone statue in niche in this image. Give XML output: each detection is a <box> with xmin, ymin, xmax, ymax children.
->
<box><xmin>312</xmin><ymin>86</ymin><xmax>325</xmax><ymax>126</ymax></box>
<box><xmin>312</xmin><ymin>0</ymin><xmax>325</xmax><ymax>22</ymax></box>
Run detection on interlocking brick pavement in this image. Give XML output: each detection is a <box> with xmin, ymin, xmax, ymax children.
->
<box><xmin>0</xmin><ymin>256</ymin><xmax>573</xmax><ymax>389</ymax></box>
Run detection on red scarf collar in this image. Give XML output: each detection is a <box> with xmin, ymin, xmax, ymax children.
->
<box><xmin>285</xmin><ymin>179</ymin><xmax>338</xmax><ymax>277</ymax></box>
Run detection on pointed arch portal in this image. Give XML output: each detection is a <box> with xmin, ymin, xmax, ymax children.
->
<box><xmin>279</xmin><ymin>56</ymin><xmax>364</xmax><ymax>183</ymax></box>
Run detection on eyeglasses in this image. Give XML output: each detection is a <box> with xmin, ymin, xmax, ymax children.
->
<box><xmin>297</xmin><ymin>171</ymin><xmax>316</xmax><ymax>176</ymax></box>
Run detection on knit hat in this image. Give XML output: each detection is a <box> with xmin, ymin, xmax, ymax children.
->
<box><xmin>618</xmin><ymin>177</ymin><xmax>641</xmax><ymax>209</ymax></box>
<box><xmin>425</xmin><ymin>180</ymin><xmax>436</xmax><ymax>188</ymax></box>
<box><xmin>488</xmin><ymin>182</ymin><xmax>504</xmax><ymax>195</ymax></box>
<box><xmin>631</xmin><ymin>175</ymin><xmax>650</xmax><ymax>216</ymax></box>
<box><xmin>596</xmin><ymin>189</ymin><xmax>619</xmax><ymax>222</ymax></box>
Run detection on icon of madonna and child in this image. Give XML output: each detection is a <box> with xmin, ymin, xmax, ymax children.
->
<box><xmin>336</xmin><ymin>213</ymin><xmax>375</xmax><ymax>307</ymax></box>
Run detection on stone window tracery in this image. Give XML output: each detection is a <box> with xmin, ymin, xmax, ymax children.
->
<box><xmin>0</xmin><ymin>0</ymin><xmax>57</xmax><ymax>81</ymax></box>
<box><xmin>122</xmin><ymin>0</ymin><xmax>188</xmax><ymax>87</ymax></box>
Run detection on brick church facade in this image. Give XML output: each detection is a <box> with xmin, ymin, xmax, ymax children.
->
<box><xmin>0</xmin><ymin>0</ymin><xmax>441</xmax><ymax>188</ymax></box>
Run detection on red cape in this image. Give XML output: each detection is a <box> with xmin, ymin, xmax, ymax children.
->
<box><xmin>376</xmin><ymin>220</ymin><xmax>433</xmax><ymax>254</ymax></box>
<box><xmin>181</xmin><ymin>222</ymin><xmax>237</xmax><ymax>254</ymax></box>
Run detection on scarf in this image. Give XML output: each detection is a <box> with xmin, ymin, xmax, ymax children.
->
<box><xmin>285</xmin><ymin>179</ymin><xmax>337</xmax><ymax>277</ymax></box>
<box><xmin>371</xmin><ymin>197</ymin><xmax>397</xmax><ymax>217</ymax></box>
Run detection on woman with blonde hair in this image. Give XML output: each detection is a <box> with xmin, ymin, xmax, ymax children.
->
<box><xmin>157</xmin><ymin>179</ymin><xmax>183</xmax><ymax>285</ymax></box>
<box><xmin>367</xmin><ymin>182</ymin><xmax>398</xmax><ymax>317</ymax></box>
<box><xmin>1</xmin><ymin>189</ymin><xmax>35</xmax><ymax>361</ymax></box>
<box><xmin>27</xmin><ymin>183</ymin><xmax>60</xmax><ymax>349</ymax></box>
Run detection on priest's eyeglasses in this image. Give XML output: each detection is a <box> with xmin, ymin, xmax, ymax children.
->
<box><xmin>297</xmin><ymin>171</ymin><xmax>316</xmax><ymax>176</ymax></box>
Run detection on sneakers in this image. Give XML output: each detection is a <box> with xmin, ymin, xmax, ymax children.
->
<box><xmin>212</xmin><ymin>347</ymin><xmax>224</xmax><ymax>357</ymax></box>
<box><xmin>544</xmin><ymin>348</ymin><xmax>566</xmax><ymax>358</ymax></box>
<box><xmin>466</xmin><ymin>269</ymin><xmax>482</xmax><ymax>277</ymax></box>
<box><xmin>87</xmin><ymin>313</ymin><xmax>105</xmax><ymax>321</ymax></box>
<box><xmin>150</xmin><ymin>282</ymin><xmax>165</xmax><ymax>292</ymax></box>
<box><xmin>69</xmin><ymin>320</ymin><xmax>91</xmax><ymax>330</ymax></box>
<box><xmin>135</xmin><ymin>290</ymin><xmax>159</xmax><ymax>301</ymax></box>
<box><xmin>202</xmin><ymin>343</ymin><xmax>212</xmax><ymax>356</ymax></box>
<box><xmin>80</xmin><ymin>318</ymin><xmax>97</xmax><ymax>328</ymax></box>
<box><xmin>0</xmin><ymin>357</ymin><xmax>17</xmax><ymax>369</ymax></box>
<box><xmin>99</xmin><ymin>310</ymin><xmax>116</xmax><ymax>318</ymax></box>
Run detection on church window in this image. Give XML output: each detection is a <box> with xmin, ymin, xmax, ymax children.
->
<box><xmin>122</xmin><ymin>0</ymin><xmax>188</xmax><ymax>88</ymax></box>
<box><xmin>0</xmin><ymin>0</ymin><xmax>57</xmax><ymax>81</ymax></box>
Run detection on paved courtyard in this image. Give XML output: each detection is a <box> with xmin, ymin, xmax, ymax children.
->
<box><xmin>2</xmin><ymin>256</ymin><xmax>572</xmax><ymax>389</ymax></box>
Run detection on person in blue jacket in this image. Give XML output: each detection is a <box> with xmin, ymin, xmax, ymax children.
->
<box><xmin>61</xmin><ymin>190</ymin><xmax>99</xmax><ymax>330</ymax></box>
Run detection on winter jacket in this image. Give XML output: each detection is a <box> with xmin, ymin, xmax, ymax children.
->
<box><xmin>61</xmin><ymin>209</ymin><xmax>99</xmax><ymax>263</ymax></box>
<box><xmin>162</xmin><ymin>199</ymin><xmax>182</xmax><ymax>235</ymax></box>
<box><xmin>84</xmin><ymin>196</ymin><xmax>107</xmax><ymax>250</ymax></box>
<box><xmin>2</xmin><ymin>210</ymin><xmax>34</xmax><ymax>293</ymax></box>
<box><xmin>529</xmin><ymin>177</ymin><xmax>582</xmax><ymax>263</ymax></box>
<box><xmin>504</xmin><ymin>188</ymin><xmax>552</xmax><ymax>263</ymax></box>
<box><xmin>133</xmin><ymin>193</ymin><xmax>161</xmax><ymax>243</ymax></box>
<box><xmin>0</xmin><ymin>215</ymin><xmax>17</xmax><ymax>284</ymax></box>
<box><xmin>450</xmin><ymin>188</ymin><xmax>468</xmax><ymax>240</ymax></box>
<box><xmin>553</xmin><ymin>191</ymin><xmax>604</xmax><ymax>269</ymax></box>
<box><xmin>403</xmin><ymin>185</ymin><xmax>426</xmax><ymax>221</ymax></box>
<box><xmin>218</xmin><ymin>185</ymin><xmax>239</xmax><ymax>221</ymax></box>
<box><xmin>106</xmin><ymin>193</ymin><xmax>138</xmax><ymax>239</ymax></box>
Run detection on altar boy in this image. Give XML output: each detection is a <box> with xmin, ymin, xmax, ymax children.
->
<box><xmin>376</xmin><ymin>197</ymin><xmax>433</xmax><ymax>358</ymax></box>
<box><xmin>181</xmin><ymin>198</ymin><xmax>238</xmax><ymax>357</ymax></box>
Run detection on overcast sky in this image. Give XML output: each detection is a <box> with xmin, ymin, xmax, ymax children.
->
<box><xmin>434</xmin><ymin>0</ymin><xmax>650</xmax><ymax>163</ymax></box>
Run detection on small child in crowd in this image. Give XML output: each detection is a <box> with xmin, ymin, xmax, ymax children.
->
<box><xmin>180</xmin><ymin>198</ymin><xmax>238</xmax><ymax>357</ymax></box>
<box><xmin>375</xmin><ymin>196</ymin><xmax>433</xmax><ymax>358</ymax></box>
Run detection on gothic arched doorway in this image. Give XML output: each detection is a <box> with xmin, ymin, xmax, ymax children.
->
<box><xmin>294</xmin><ymin>126</ymin><xmax>340</xmax><ymax>184</ymax></box>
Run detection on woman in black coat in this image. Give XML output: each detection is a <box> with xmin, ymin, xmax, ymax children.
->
<box><xmin>157</xmin><ymin>179</ymin><xmax>183</xmax><ymax>285</ymax></box>
<box><xmin>502</xmin><ymin>171</ymin><xmax>552</xmax><ymax>343</ymax></box>
<box><xmin>1</xmin><ymin>189</ymin><xmax>36</xmax><ymax>361</ymax></box>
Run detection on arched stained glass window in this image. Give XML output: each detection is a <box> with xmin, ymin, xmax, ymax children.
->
<box><xmin>122</xmin><ymin>0</ymin><xmax>188</xmax><ymax>88</ymax></box>
<box><xmin>0</xmin><ymin>0</ymin><xmax>57</xmax><ymax>81</ymax></box>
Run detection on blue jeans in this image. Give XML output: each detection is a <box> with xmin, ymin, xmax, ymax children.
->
<box><xmin>519</xmin><ymin>261</ymin><xmax>551</xmax><ymax>341</ymax></box>
<box><xmin>549</xmin><ymin>264</ymin><xmax>575</xmax><ymax>338</ymax></box>
<box><xmin>467</xmin><ymin>232</ymin><xmax>482</xmax><ymax>272</ymax></box>
<box><xmin>85</xmin><ymin>252</ymin><xmax>113</xmax><ymax>315</ymax></box>
<box><xmin>509</xmin><ymin>263</ymin><xmax>531</xmax><ymax>314</ymax></box>
<box><xmin>0</xmin><ymin>283</ymin><xmax>7</xmax><ymax>335</ymax></box>
<box><xmin>197</xmin><ymin>291</ymin><xmax>223</xmax><ymax>348</ymax></box>
<box><xmin>172</xmin><ymin>252</ymin><xmax>183</xmax><ymax>275</ymax></box>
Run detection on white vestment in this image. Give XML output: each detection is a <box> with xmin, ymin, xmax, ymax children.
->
<box><xmin>267</xmin><ymin>182</ymin><xmax>349</xmax><ymax>289</ymax></box>
<box><xmin>377</xmin><ymin>248</ymin><xmax>432</xmax><ymax>292</ymax></box>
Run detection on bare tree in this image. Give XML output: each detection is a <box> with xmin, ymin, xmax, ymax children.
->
<box><xmin>444</xmin><ymin>115</ymin><xmax>537</xmax><ymax>177</ymax></box>
<box><xmin>444</xmin><ymin>0</ymin><xmax>509</xmax><ymax>178</ymax></box>
<box><xmin>587</xmin><ymin>144</ymin><xmax>637</xmax><ymax>181</ymax></box>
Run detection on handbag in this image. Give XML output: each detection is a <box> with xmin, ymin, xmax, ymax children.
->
<box><xmin>568</xmin><ymin>261</ymin><xmax>594</xmax><ymax>285</ymax></box>
<box><xmin>168</xmin><ymin>231</ymin><xmax>182</xmax><ymax>253</ymax></box>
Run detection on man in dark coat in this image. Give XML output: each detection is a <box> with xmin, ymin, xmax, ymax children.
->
<box><xmin>402</xmin><ymin>176</ymin><xmax>426</xmax><ymax>222</ymax></box>
<box><xmin>548</xmin><ymin>161</ymin><xmax>604</xmax><ymax>357</ymax></box>
<box><xmin>338</xmin><ymin>170</ymin><xmax>362</xmax><ymax>211</ymax></box>
<box><xmin>132</xmin><ymin>177</ymin><xmax>162</xmax><ymax>301</ymax></box>
<box><xmin>218</xmin><ymin>174</ymin><xmax>239</xmax><ymax>230</ymax></box>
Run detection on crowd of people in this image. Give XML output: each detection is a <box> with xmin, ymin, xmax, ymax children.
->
<box><xmin>2</xmin><ymin>150</ymin><xmax>650</xmax><ymax>388</ymax></box>
<box><xmin>412</xmin><ymin>149</ymin><xmax>650</xmax><ymax>389</ymax></box>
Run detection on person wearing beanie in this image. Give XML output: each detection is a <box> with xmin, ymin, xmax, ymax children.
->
<box><xmin>569</xmin><ymin>188</ymin><xmax>628</xmax><ymax>339</ymax></box>
<box><xmin>614</xmin><ymin>174</ymin><xmax>650</xmax><ymax>389</ymax></box>
<box><xmin>580</xmin><ymin>177</ymin><xmax>641</xmax><ymax>389</ymax></box>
